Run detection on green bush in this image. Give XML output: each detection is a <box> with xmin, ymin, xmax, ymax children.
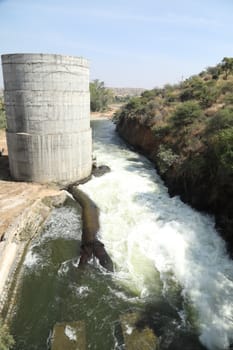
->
<box><xmin>125</xmin><ymin>97</ymin><xmax>144</xmax><ymax>111</ymax></box>
<box><xmin>212</xmin><ymin>127</ymin><xmax>233</xmax><ymax>174</ymax></box>
<box><xmin>224</xmin><ymin>93</ymin><xmax>233</xmax><ymax>105</ymax></box>
<box><xmin>152</xmin><ymin>124</ymin><xmax>171</xmax><ymax>138</ymax></box>
<box><xmin>179</xmin><ymin>77</ymin><xmax>218</xmax><ymax>107</ymax></box>
<box><xmin>220</xmin><ymin>57</ymin><xmax>233</xmax><ymax>80</ymax></box>
<box><xmin>206</xmin><ymin>65</ymin><xmax>221</xmax><ymax>79</ymax></box>
<box><xmin>207</xmin><ymin>108</ymin><xmax>233</xmax><ymax>133</ymax></box>
<box><xmin>219</xmin><ymin>80</ymin><xmax>233</xmax><ymax>94</ymax></box>
<box><xmin>141</xmin><ymin>89</ymin><xmax>160</xmax><ymax>101</ymax></box>
<box><xmin>199</xmin><ymin>86</ymin><xmax>219</xmax><ymax>108</ymax></box>
<box><xmin>171</xmin><ymin>101</ymin><xmax>202</xmax><ymax>127</ymax></box>
<box><xmin>156</xmin><ymin>145</ymin><xmax>179</xmax><ymax>174</ymax></box>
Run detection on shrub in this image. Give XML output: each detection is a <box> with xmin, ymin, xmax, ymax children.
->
<box><xmin>211</xmin><ymin>127</ymin><xmax>233</xmax><ymax>174</ymax></box>
<box><xmin>199</xmin><ymin>86</ymin><xmax>219</xmax><ymax>108</ymax></box>
<box><xmin>152</xmin><ymin>124</ymin><xmax>171</xmax><ymax>138</ymax></box>
<box><xmin>156</xmin><ymin>145</ymin><xmax>179</xmax><ymax>174</ymax></box>
<box><xmin>206</xmin><ymin>65</ymin><xmax>221</xmax><ymax>79</ymax></box>
<box><xmin>171</xmin><ymin>101</ymin><xmax>202</xmax><ymax>127</ymax></box>
<box><xmin>219</xmin><ymin>80</ymin><xmax>233</xmax><ymax>95</ymax></box>
<box><xmin>220</xmin><ymin>57</ymin><xmax>233</xmax><ymax>80</ymax></box>
<box><xmin>141</xmin><ymin>89</ymin><xmax>160</xmax><ymax>101</ymax></box>
<box><xmin>125</xmin><ymin>97</ymin><xmax>143</xmax><ymax>111</ymax></box>
<box><xmin>207</xmin><ymin>108</ymin><xmax>233</xmax><ymax>133</ymax></box>
<box><xmin>224</xmin><ymin>93</ymin><xmax>233</xmax><ymax>105</ymax></box>
<box><xmin>179</xmin><ymin>87</ymin><xmax>194</xmax><ymax>102</ymax></box>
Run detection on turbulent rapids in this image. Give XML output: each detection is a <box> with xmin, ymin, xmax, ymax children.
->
<box><xmin>80</xmin><ymin>120</ymin><xmax>233</xmax><ymax>350</ymax></box>
<box><xmin>10</xmin><ymin>119</ymin><xmax>233</xmax><ymax>350</ymax></box>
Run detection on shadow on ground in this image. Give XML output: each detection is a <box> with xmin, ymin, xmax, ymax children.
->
<box><xmin>0</xmin><ymin>155</ymin><xmax>11</xmax><ymax>180</ymax></box>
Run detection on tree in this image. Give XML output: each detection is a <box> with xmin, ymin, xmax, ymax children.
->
<box><xmin>220</xmin><ymin>57</ymin><xmax>233</xmax><ymax>80</ymax></box>
<box><xmin>90</xmin><ymin>80</ymin><xmax>113</xmax><ymax>112</ymax></box>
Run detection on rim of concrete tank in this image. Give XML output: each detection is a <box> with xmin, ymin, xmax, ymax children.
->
<box><xmin>1</xmin><ymin>53</ymin><xmax>89</xmax><ymax>68</ymax></box>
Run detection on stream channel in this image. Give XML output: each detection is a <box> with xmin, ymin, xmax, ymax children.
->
<box><xmin>8</xmin><ymin>119</ymin><xmax>233</xmax><ymax>350</ymax></box>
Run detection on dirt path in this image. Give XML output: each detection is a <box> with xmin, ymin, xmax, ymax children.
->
<box><xmin>0</xmin><ymin>129</ymin><xmax>60</xmax><ymax>241</ymax></box>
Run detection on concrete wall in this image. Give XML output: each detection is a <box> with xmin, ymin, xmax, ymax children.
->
<box><xmin>1</xmin><ymin>53</ymin><xmax>92</xmax><ymax>183</ymax></box>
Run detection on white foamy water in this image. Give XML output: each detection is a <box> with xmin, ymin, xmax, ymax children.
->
<box><xmin>23</xmin><ymin>250</ymin><xmax>41</xmax><ymax>268</ymax></box>
<box><xmin>42</xmin><ymin>205</ymin><xmax>81</xmax><ymax>241</ymax></box>
<box><xmin>65</xmin><ymin>325</ymin><xmax>77</xmax><ymax>341</ymax></box>
<box><xmin>24</xmin><ymin>206</ymin><xmax>81</xmax><ymax>269</ymax></box>
<box><xmin>80</xmin><ymin>120</ymin><xmax>233</xmax><ymax>350</ymax></box>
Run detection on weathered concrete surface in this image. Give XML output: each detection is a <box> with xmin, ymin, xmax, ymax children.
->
<box><xmin>0</xmin><ymin>181</ymin><xmax>66</xmax><ymax>313</ymax></box>
<box><xmin>1</xmin><ymin>53</ymin><xmax>92</xmax><ymax>183</ymax></box>
<box><xmin>51</xmin><ymin>321</ymin><xmax>86</xmax><ymax>350</ymax></box>
<box><xmin>120</xmin><ymin>313</ymin><xmax>159</xmax><ymax>350</ymax></box>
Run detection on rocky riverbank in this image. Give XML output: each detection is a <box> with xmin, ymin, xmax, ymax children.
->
<box><xmin>116</xmin><ymin>115</ymin><xmax>233</xmax><ymax>255</ymax></box>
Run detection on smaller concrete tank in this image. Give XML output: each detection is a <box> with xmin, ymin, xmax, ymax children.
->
<box><xmin>1</xmin><ymin>53</ymin><xmax>92</xmax><ymax>183</ymax></box>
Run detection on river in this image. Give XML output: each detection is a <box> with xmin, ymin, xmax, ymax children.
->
<box><xmin>9</xmin><ymin>119</ymin><xmax>233</xmax><ymax>349</ymax></box>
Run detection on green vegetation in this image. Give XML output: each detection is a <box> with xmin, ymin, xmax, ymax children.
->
<box><xmin>170</xmin><ymin>101</ymin><xmax>202</xmax><ymax>126</ymax></box>
<box><xmin>0</xmin><ymin>96</ymin><xmax>6</xmax><ymax>129</ymax></box>
<box><xmin>114</xmin><ymin>57</ymin><xmax>233</xmax><ymax>248</ymax></box>
<box><xmin>220</xmin><ymin>57</ymin><xmax>233</xmax><ymax>80</ymax></box>
<box><xmin>0</xmin><ymin>318</ymin><xmax>14</xmax><ymax>350</ymax></box>
<box><xmin>90</xmin><ymin>80</ymin><xmax>113</xmax><ymax>112</ymax></box>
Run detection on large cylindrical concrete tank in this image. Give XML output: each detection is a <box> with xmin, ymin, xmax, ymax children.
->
<box><xmin>1</xmin><ymin>53</ymin><xmax>92</xmax><ymax>183</ymax></box>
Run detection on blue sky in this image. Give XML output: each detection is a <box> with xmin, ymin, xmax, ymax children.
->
<box><xmin>1</xmin><ymin>0</ymin><xmax>233</xmax><ymax>88</ymax></box>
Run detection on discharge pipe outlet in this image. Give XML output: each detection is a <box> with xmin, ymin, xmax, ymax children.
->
<box><xmin>68</xmin><ymin>186</ymin><xmax>114</xmax><ymax>272</ymax></box>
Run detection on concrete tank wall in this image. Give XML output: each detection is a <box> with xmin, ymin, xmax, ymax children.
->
<box><xmin>1</xmin><ymin>53</ymin><xmax>92</xmax><ymax>183</ymax></box>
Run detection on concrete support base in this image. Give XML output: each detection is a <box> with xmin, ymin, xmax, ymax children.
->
<box><xmin>51</xmin><ymin>321</ymin><xmax>86</xmax><ymax>350</ymax></box>
<box><xmin>120</xmin><ymin>313</ymin><xmax>159</xmax><ymax>350</ymax></box>
<box><xmin>6</xmin><ymin>129</ymin><xmax>92</xmax><ymax>183</ymax></box>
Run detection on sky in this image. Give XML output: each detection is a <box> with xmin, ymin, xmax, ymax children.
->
<box><xmin>1</xmin><ymin>0</ymin><xmax>233</xmax><ymax>89</ymax></box>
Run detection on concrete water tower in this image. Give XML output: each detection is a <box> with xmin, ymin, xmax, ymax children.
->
<box><xmin>1</xmin><ymin>53</ymin><xmax>92</xmax><ymax>183</ymax></box>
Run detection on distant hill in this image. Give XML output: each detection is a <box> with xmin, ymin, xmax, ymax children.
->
<box><xmin>108</xmin><ymin>87</ymin><xmax>145</xmax><ymax>97</ymax></box>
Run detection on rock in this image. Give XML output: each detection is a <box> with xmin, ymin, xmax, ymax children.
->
<box><xmin>92</xmin><ymin>165</ymin><xmax>111</xmax><ymax>177</ymax></box>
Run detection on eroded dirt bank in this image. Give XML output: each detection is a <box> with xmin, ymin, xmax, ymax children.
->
<box><xmin>116</xmin><ymin>117</ymin><xmax>233</xmax><ymax>255</ymax></box>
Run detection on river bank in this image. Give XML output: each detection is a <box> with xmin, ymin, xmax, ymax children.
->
<box><xmin>115</xmin><ymin>116</ymin><xmax>233</xmax><ymax>256</ymax></box>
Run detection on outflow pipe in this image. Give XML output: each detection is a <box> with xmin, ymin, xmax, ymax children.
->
<box><xmin>68</xmin><ymin>186</ymin><xmax>113</xmax><ymax>272</ymax></box>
